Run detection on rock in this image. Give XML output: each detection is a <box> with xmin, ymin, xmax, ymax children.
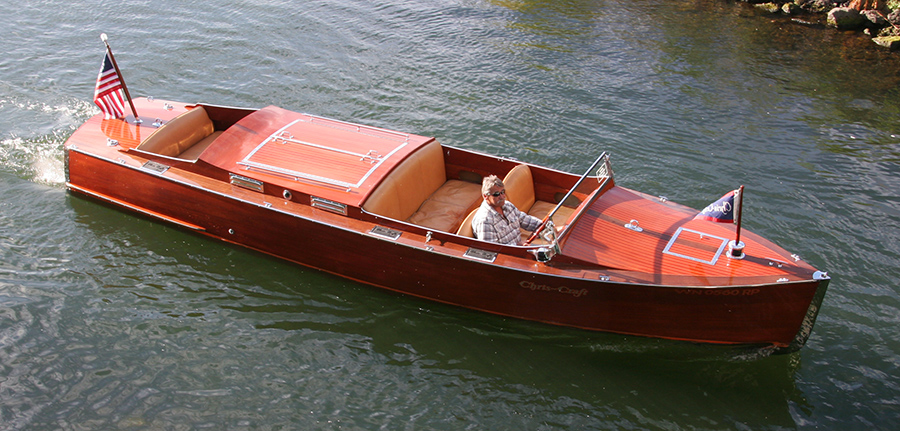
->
<box><xmin>827</xmin><ymin>7</ymin><xmax>867</xmax><ymax>29</ymax></box>
<box><xmin>755</xmin><ymin>2</ymin><xmax>781</xmax><ymax>13</ymax></box>
<box><xmin>888</xmin><ymin>9</ymin><xmax>900</xmax><ymax>25</ymax></box>
<box><xmin>872</xmin><ymin>35</ymin><xmax>900</xmax><ymax>49</ymax></box>
<box><xmin>783</xmin><ymin>3</ymin><xmax>801</xmax><ymax>14</ymax></box>
<box><xmin>877</xmin><ymin>26</ymin><xmax>900</xmax><ymax>36</ymax></box>
<box><xmin>862</xmin><ymin>10</ymin><xmax>888</xmax><ymax>27</ymax></box>
<box><xmin>797</xmin><ymin>0</ymin><xmax>839</xmax><ymax>13</ymax></box>
<box><xmin>847</xmin><ymin>0</ymin><xmax>887</xmax><ymax>10</ymax></box>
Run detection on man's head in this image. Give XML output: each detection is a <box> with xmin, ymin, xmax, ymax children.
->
<box><xmin>482</xmin><ymin>175</ymin><xmax>506</xmax><ymax>209</ymax></box>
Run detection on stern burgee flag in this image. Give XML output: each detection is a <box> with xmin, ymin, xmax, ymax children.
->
<box><xmin>695</xmin><ymin>189</ymin><xmax>739</xmax><ymax>223</ymax></box>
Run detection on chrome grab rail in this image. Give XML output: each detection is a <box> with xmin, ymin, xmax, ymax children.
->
<box><xmin>524</xmin><ymin>152</ymin><xmax>612</xmax><ymax>247</ymax></box>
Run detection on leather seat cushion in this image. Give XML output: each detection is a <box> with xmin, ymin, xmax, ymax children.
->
<box><xmin>363</xmin><ymin>140</ymin><xmax>446</xmax><ymax>221</ymax></box>
<box><xmin>137</xmin><ymin>106</ymin><xmax>215</xmax><ymax>157</ymax></box>
<box><xmin>178</xmin><ymin>131</ymin><xmax>222</xmax><ymax>160</ymax></box>
<box><xmin>407</xmin><ymin>180</ymin><xmax>482</xmax><ymax>232</ymax></box>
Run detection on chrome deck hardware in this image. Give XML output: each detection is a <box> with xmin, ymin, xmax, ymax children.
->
<box><xmin>728</xmin><ymin>240</ymin><xmax>745</xmax><ymax>259</ymax></box>
<box><xmin>663</xmin><ymin>227</ymin><xmax>729</xmax><ymax>266</ymax></box>
<box><xmin>530</xmin><ymin>246</ymin><xmax>556</xmax><ymax>262</ymax></box>
<box><xmin>311</xmin><ymin>196</ymin><xmax>347</xmax><ymax>215</ymax></box>
<box><xmin>464</xmin><ymin>248</ymin><xmax>497</xmax><ymax>263</ymax></box>
<box><xmin>141</xmin><ymin>160</ymin><xmax>169</xmax><ymax>174</ymax></box>
<box><xmin>239</xmin><ymin>118</ymin><xmax>408</xmax><ymax>190</ymax></box>
<box><xmin>370</xmin><ymin>226</ymin><xmax>401</xmax><ymax>240</ymax></box>
<box><xmin>230</xmin><ymin>174</ymin><xmax>264</xmax><ymax>192</ymax></box>
<box><xmin>361</xmin><ymin>150</ymin><xmax>383</xmax><ymax>164</ymax></box>
<box><xmin>624</xmin><ymin>219</ymin><xmax>643</xmax><ymax>232</ymax></box>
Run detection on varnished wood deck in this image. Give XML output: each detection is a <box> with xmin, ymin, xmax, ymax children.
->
<box><xmin>560</xmin><ymin>186</ymin><xmax>818</xmax><ymax>284</ymax></box>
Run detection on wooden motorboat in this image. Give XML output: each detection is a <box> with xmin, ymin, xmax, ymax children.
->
<box><xmin>64</xmin><ymin>97</ymin><xmax>830</xmax><ymax>352</ymax></box>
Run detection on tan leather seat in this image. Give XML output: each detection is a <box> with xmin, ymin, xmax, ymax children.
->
<box><xmin>502</xmin><ymin>164</ymin><xmax>536</xmax><ymax>213</ymax></box>
<box><xmin>178</xmin><ymin>131</ymin><xmax>222</xmax><ymax>160</ymax></box>
<box><xmin>363</xmin><ymin>141</ymin><xmax>447</xmax><ymax>221</ymax></box>
<box><xmin>136</xmin><ymin>106</ymin><xmax>216</xmax><ymax>158</ymax></box>
<box><xmin>407</xmin><ymin>180</ymin><xmax>482</xmax><ymax>232</ymax></box>
<box><xmin>503</xmin><ymin>164</ymin><xmax>576</xmax><ymax>243</ymax></box>
<box><xmin>363</xmin><ymin>141</ymin><xmax>482</xmax><ymax>232</ymax></box>
<box><xmin>456</xmin><ymin>208</ymin><xmax>479</xmax><ymax>238</ymax></box>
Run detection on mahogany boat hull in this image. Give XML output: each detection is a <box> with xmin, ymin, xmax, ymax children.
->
<box><xmin>65</xmin><ymin>141</ymin><xmax>828</xmax><ymax>352</ymax></box>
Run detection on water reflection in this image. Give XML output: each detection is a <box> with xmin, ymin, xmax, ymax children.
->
<box><xmin>486</xmin><ymin>0</ymin><xmax>900</xmax><ymax>167</ymax></box>
<box><xmin>489</xmin><ymin>0</ymin><xmax>605</xmax><ymax>45</ymax></box>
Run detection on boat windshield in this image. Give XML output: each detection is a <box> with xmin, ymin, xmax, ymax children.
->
<box><xmin>528</xmin><ymin>152</ymin><xmax>613</xmax><ymax>247</ymax></box>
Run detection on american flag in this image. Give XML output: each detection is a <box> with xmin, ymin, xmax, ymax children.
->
<box><xmin>93</xmin><ymin>53</ymin><xmax>127</xmax><ymax>119</ymax></box>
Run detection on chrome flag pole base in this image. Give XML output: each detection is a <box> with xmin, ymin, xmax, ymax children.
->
<box><xmin>728</xmin><ymin>240</ymin><xmax>745</xmax><ymax>259</ymax></box>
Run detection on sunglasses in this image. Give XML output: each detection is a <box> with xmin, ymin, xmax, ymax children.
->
<box><xmin>487</xmin><ymin>190</ymin><xmax>506</xmax><ymax>197</ymax></box>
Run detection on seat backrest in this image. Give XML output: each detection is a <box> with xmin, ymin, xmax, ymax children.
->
<box><xmin>362</xmin><ymin>140</ymin><xmax>447</xmax><ymax>221</ymax></box>
<box><xmin>137</xmin><ymin>106</ymin><xmax>214</xmax><ymax>157</ymax></box>
<box><xmin>456</xmin><ymin>208</ymin><xmax>479</xmax><ymax>238</ymax></box>
<box><xmin>503</xmin><ymin>164</ymin><xmax>536</xmax><ymax>212</ymax></box>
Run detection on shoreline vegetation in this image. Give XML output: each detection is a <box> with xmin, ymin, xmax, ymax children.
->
<box><xmin>746</xmin><ymin>0</ymin><xmax>900</xmax><ymax>49</ymax></box>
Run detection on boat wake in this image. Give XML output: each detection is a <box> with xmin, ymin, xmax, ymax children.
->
<box><xmin>1</xmin><ymin>135</ymin><xmax>66</xmax><ymax>186</ymax></box>
<box><xmin>0</xmin><ymin>96</ymin><xmax>94</xmax><ymax>186</ymax></box>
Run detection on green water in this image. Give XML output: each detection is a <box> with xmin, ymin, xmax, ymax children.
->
<box><xmin>1</xmin><ymin>0</ymin><xmax>899</xmax><ymax>429</ymax></box>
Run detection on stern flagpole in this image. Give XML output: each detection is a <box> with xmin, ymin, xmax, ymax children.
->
<box><xmin>100</xmin><ymin>33</ymin><xmax>140</xmax><ymax>123</ymax></box>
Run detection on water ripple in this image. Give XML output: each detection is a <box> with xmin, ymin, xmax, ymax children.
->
<box><xmin>1</xmin><ymin>0</ymin><xmax>900</xmax><ymax>429</ymax></box>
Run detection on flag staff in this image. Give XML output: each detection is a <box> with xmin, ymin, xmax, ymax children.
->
<box><xmin>100</xmin><ymin>33</ymin><xmax>140</xmax><ymax>122</ymax></box>
<box><xmin>730</xmin><ymin>185</ymin><xmax>745</xmax><ymax>258</ymax></box>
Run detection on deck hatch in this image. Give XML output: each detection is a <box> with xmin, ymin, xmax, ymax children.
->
<box><xmin>238</xmin><ymin>117</ymin><xmax>409</xmax><ymax>190</ymax></box>
<box><xmin>662</xmin><ymin>227</ymin><xmax>729</xmax><ymax>265</ymax></box>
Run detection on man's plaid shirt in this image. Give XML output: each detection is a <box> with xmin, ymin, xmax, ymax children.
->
<box><xmin>471</xmin><ymin>200</ymin><xmax>542</xmax><ymax>245</ymax></box>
